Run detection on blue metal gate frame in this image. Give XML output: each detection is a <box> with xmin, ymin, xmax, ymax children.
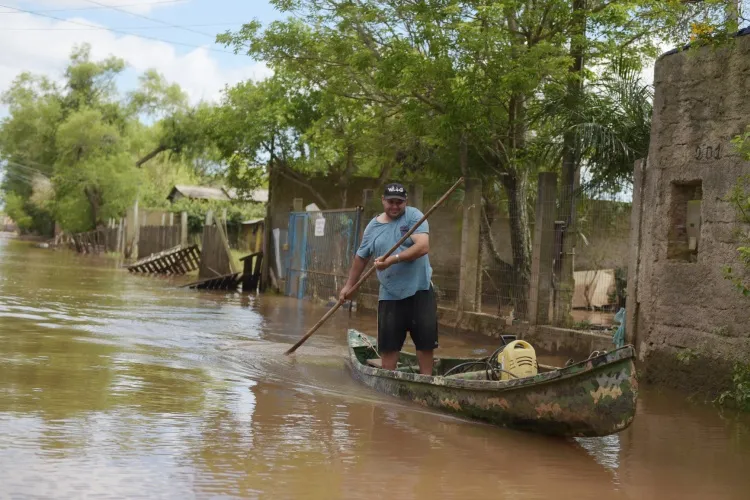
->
<box><xmin>284</xmin><ymin>208</ymin><xmax>363</xmax><ymax>300</ymax></box>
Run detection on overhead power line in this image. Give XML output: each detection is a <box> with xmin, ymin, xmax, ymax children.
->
<box><xmin>82</xmin><ymin>0</ymin><xmax>250</xmax><ymax>47</ymax></box>
<box><xmin>1</xmin><ymin>23</ymin><xmax>241</xmax><ymax>32</ymax></box>
<box><xmin>0</xmin><ymin>3</ymin><xmax>240</xmax><ymax>55</ymax></box>
<box><xmin>0</xmin><ymin>0</ymin><xmax>187</xmax><ymax>14</ymax></box>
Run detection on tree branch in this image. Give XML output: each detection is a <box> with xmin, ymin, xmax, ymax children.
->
<box><xmin>480</xmin><ymin>200</ymin><xmax>513</xmax><ymax>272</ymax></box>
<box><xmin>274</xmin><ymin>162</ymin><xmax>329</xmax><ymax>209</ymax></box>
<box><xmin>135</xmin><ymin>144</ymin><xmax>168</xmax><ymax>168</ymax></box>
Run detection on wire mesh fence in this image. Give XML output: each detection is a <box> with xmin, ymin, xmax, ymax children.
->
<box><xmin>569</xmin><ymin>182</ymin><xmax>632</xmax><ymax>329</ymax></box>
<box><xmin>278</xmin><ymin>175</ymin><xmax>632</xmax><ymax>330</ymax></box>
<box><xmin>479</xmin><ymin>189</ymin><xmax>534</xmax><ymax>320</ymax></box>
<box><xmin>285</xmin><ymin>208</ymin><xmax>363</xmax><ymax>303</ymax></box>
<box><xmin>421</xmin><ymin>185</ymin><xmax>464</xmax><ymax>310</ymax></box>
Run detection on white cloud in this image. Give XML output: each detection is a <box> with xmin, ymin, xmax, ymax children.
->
<box><xmin>0</xmin><ymin>10</ymin><xmax>271</xmax><ymax>106</ymax></box>
<box><xmin>2</xmin><ymin>0</ymin><xmax>186</xmax><ymax>15</ymax></box>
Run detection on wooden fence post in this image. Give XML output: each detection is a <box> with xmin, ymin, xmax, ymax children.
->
<box><xmin>116</xmin><ymin>219</ymin><xmax>123</xmax><ymax>254</ymax></box>
<box><xmin>181</xmin><ymin>211</ymin><xmax>188</xmax><ymax>246</ymax></box>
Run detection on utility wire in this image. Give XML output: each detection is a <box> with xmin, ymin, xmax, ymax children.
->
<box><xmin>2</xmin><ymin>161</ymin><xmax>52</xmax><ymax>179</ymax></box>
<box><xmin>83</xmin><ymin>0</ymin><xmax>220</xmax><ymax>39</ymax></box>
<box><xmin>0</xmin><ymin>3</ymin><xmax>240</xmax><ymax>55</ymax></box>
<box><xmin>1</xmin><ymin>23</ymin><xmax>241</xmax><ymax>31</ymax></box>
<box><xmin>82</xmin><ymin>0</ymin><xmax>250</xmax><ymax>48</ymax></box>
<box><xmin>0</xmin><ymin>0</ymin><xmax>187</xmax><ymax>14</ymax></box>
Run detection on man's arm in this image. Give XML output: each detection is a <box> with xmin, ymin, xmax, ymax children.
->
<box><xmin>339</xmin><ymin>254</ymin><xmax>370</xmax><ymax>301</ymax></box>
<box><xmin>374</xmin><ymin>233</ymin><xmax>429</xmax><ymax>269</ymax></box>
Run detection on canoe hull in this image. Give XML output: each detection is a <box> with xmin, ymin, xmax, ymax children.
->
<box><xmin>347</xmin><ymin>330</ymin><xmax>637</xmax><ymax>438</ymax></box>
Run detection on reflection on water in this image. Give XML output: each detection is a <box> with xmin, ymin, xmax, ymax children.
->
<box><xmin>1</xmin><ymin>238</ymin><xmax>749</xmax><ymax>499</ymax></box>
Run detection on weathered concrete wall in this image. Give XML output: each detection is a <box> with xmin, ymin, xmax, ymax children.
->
<box><xmin>633</xmin><ymin>31</ymin><xmax>750</xmax><ymax>397</ymax></box>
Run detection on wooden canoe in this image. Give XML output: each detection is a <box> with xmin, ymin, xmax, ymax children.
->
<box><xmin>346</xmin><ymin>329</ymin><xmax>638</xmax><ymax>438</ymax></box>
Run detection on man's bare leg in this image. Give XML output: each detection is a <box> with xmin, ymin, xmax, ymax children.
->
<box><xmin>416</xmin><ymin>350</ymin><xmax>434</xmax><ymax>375</ymax></box>
<box><xmin>380</xmin><ymin>351</ymin><xmax>399</xmax><ymax>370</ymax></box>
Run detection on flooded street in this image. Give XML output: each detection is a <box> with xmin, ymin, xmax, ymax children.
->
<box><xmin>1</xmin><ymin>237</ymin><xmax>749</xmax><ymax>499</ymax></box>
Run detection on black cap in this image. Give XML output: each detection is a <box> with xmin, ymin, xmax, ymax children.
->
<box><xmin>383</xmin><ymin>182</ymin><xmax>407</xmax><ymax>200</ymax></box>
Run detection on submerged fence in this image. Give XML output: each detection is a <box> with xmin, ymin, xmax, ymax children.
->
<box><xmin>71</xmin><ymin>227</ymin><xmax>121</xmax><ymax>254</ymax></box>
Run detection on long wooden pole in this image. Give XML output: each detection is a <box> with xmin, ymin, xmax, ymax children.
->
<box><xmin>284</xmin><ymin>177</ymin><xmax>464</xmax><ymax>355</ymax></box>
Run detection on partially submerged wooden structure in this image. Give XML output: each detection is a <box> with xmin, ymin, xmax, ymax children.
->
<box><xmin>182</xmin><ymin>272</ymin><xmax>242</xmax><ymax>290</ymax></box>
<box><xmin>241</xmin><ymin>252</ymin><xmax>263</xmax><ymax>292</ymax></box>
<box><xmin>127</xmin><ymin>244</ymin><xmax>201</xmax><ymax>275</ymax></box>
<box><xmin>181</xmin><ymin>252</ymin><xmax>263</xmax><ymax>292</ymax></box>
<box><xmin>180</xmin><ymin>210</ymin><xmax>264</xmax><ymax>292</ymax></box>
<box><xmin>71</xmin><ymin>226</ymin><xmax>121</xmax><ymax>254</ymax></box>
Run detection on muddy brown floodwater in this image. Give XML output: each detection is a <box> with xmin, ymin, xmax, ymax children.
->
<box><xmin>1</xmin><ymin>237</ymin><xmax>749</xmax><ymax>499</ymax></box>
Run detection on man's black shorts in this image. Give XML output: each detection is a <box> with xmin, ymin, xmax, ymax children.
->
<box><xmin>377</xmin><ymin>286</ymin><xmax>438</xmax><ymax>353</ymax></box>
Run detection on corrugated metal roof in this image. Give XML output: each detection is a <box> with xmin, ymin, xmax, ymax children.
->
<box><xmin>241</xmin><ymin>218</ymin><xmax>264</xmax><ymax>225</ymax></box>
<box><xmin>224</xmin><ymin>188</ymin><xmax>269</xmax><ymax>203</ymax></box>
<box><xmin>169</xmin><ymin>185</ymin><xmax>231</xmax><ymax>201</ymax></box>
<box><xmin>167</xmin><ymin>185</ymin><xmax>269</xmax><ymax>203</ymax></box>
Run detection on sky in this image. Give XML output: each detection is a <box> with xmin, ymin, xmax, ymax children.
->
<box><xmin>0</xmin><ymin>0</ymin><xmax>284</xmax><ymax>105</ymax></box>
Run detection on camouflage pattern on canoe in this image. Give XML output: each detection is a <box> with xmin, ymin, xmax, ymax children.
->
<box><xmin>346</xmin><ymin>329</ymin><xmax>637</xmax><ymax>438</ymax></box>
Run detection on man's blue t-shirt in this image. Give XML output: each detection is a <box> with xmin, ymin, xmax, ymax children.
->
<box><xmin>356</xmin><ymin>206</ymin><xmax>432</xmax><ymax>301</ymax></box>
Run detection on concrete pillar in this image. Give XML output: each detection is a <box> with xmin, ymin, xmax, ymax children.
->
<box><xmin>553</xmin><ymin>174</ymin><xmax>579</xmax><ymax>326</ymax></box>
<box><xmin>626</xmin><ymin>159</ymin><xmax>646</xmax><ymax>349</ymax></box>
<box><xmin>528</xmin><ymin>173</ymin><xmax>558</xmax><ymax>325</ymax></box>
<box><xmin>169</xmin><ymin>212</ymin><xmax>174</xmax><ymax>226</ymax></box>
<box><xmin>180</xmin><ymin>211</ymin><xmax>188</xmax><ymax>246</ymax></box>
<box><xmin>458</xmin><ymin>178</ymin><xmax>482</xmax><ymax>313</ymax></box>
<box><xmin>161</xmin><ymin>213</ymin><xmax>166</xmax><ymax>226</ymax></box>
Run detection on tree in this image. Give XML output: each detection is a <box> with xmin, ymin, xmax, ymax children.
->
<box><xmin>208</xmin><ymin>71</ymin><xmax>416</xmax><ymax>209</ymax></box>
<box><xmin>0</xmin><ymin>44</ymin><xmax>219</xmax><ymax>234</ymax></box>
<box><xmin>53</xmin><ymin>108</ymin><xmax>139</xmax><ymax>231</ymax></box>
<box><xmin>219</xmin><ymin>0</ymin><xmax>687</xmax><ymax>317</ymax></box>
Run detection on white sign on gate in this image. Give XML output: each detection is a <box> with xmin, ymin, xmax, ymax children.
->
<box><xmin>314</xmin><ymin>217</ymin><xmax>326</xmax><ymax>236</ymax></box>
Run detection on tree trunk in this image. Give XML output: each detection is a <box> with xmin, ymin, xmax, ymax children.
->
<box><xmin>84</xmin><ymin>186</ymin><xmax>101</xmax><ymax>230</ymax></box>
<box><xmin>501</xmin><ymin>171</ymin><xmax>532</xmax><ymax>320</ymax></box>
<box><xmin>338</xmin><ymin>143</ymin><xmax>356</xmax><ymax>208</ymax></box>
<box><xmin>555</xmin><ymin>0</ymin><xmax>586</xmax><ymax>326</ymax></box>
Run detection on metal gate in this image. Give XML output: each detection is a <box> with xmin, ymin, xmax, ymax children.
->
<box><xmin>285</xmin><ymin>207</ymin><xmax>364</xmax><ymax>301</ymax></box>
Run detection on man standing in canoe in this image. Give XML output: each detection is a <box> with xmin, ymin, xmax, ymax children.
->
<box><xmin>339</xmin><ymin>182</ymin><xmax>437</xmax><ymax>375</ymax></box>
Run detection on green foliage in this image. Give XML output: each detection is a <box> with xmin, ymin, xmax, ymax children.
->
<box><xmin>731</xmin><ymin>125</ymin><xmax>750</xmax><ymax>159</ymax></box>
<box><xmin>0</xmin><ymin>43</ymin><xmax>221</xmax><ymax>234</ymax></box>
<box><xmin>722</xmin><ymin>139</ymin><xmax>750</xmax><ymax>296</ymax></box>
<box><xmin>676</xmin><ymin>348</ymin><xmax>699</xmax><ymax>366</ymax></box>
<box><xmin>213</xmin><ymin>0</ymin><xmax>732</xmax><ymax>315</ymax></box>
<box><xmin>715</xmin><ymin>362</ymin><xmax>750</xmax><ymax>412</ymax></box>
<box><xmin>1</xmin><ymin>192</ymin><xmax>33</xmax><ymax>230</ymax></box>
